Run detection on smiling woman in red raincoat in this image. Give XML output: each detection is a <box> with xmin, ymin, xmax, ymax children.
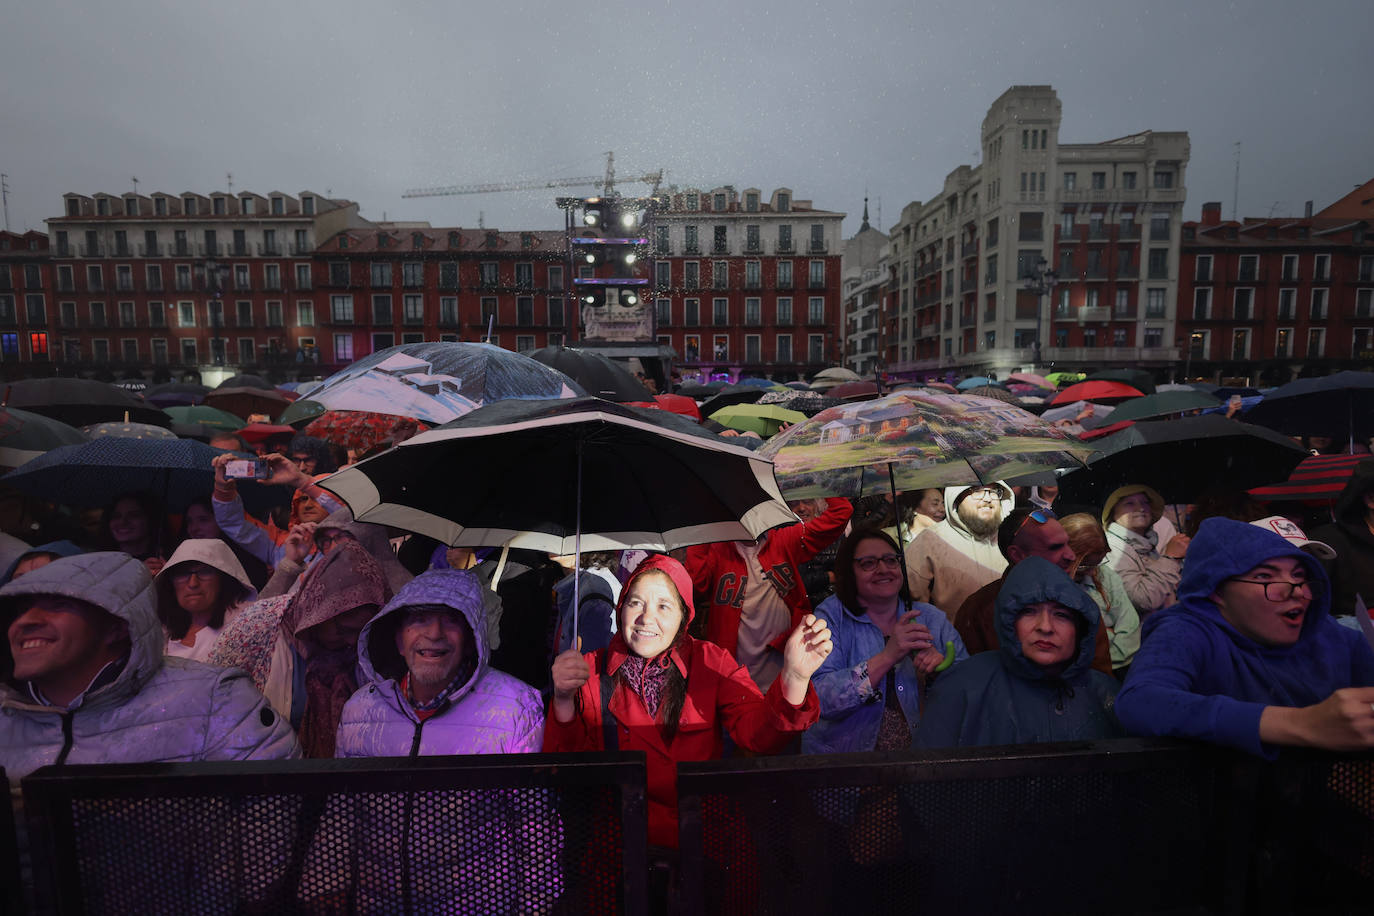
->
<box><xmin>544</xmin><ymin>553</ymin><xmax>830</xmax><ymax>906</ymax></box>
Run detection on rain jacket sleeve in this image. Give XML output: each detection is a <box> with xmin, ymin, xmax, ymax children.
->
<box><xmin>212</xmin><ymin>490</ymin><xmax>284</xmax><ymax>567</ymax></box>
<box><xmin>1115</xmin><ymin>613</ymin><xmax>1271</xmax><ymax>757</ymax></box>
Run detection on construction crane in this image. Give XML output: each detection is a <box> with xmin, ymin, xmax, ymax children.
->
<box><xmin>403</xmin><ymin>151</ymin><xmax>663</xmax><ymax>200</ymax></box>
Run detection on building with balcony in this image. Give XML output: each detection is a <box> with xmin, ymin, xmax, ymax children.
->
<box><xmin>310</xmin><ymin>226</ymin><xmax>568</xmax><ymax>373</ymax></box>
<box><xmin>886</xmin><ymin>85</ymin><xmax>1189</xmax><ymax>380</ymax></box>
<box><xmin>44</xmin><ymin>189</ymin><xmax>369</xmax><ymax>380</ymax></box>
<box><xmin>0</xmin><ymin>231</ymin><xmax>54</xmax><ymax>369</ymax></box>
<box><xmin>841</xmin><ymin>199</ymin><xmax>890</xmax><ymax>375</ymax></box>
<box><xmin>648</xmin><ymin>185</ymin><xmax>844</xmax><ymax>381</ymax></box>
<box><xmin>1175</xmin><ymin>190</ymin><xmax>1374</xmax><ymax>386</ymax></box>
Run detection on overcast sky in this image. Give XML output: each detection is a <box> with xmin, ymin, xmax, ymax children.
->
<box><xmin>2</xmin><ymin>0</ymin><xmax>1369</xmax><ymax>238</ymax></box>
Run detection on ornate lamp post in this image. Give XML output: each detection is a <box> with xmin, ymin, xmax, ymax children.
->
<box><xmin>1022</xmin><ymin>257</ymin><xmax>1058</xmax><ymax>369</ymax></box>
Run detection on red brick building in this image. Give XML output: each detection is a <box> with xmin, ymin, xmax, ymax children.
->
<box><xmin>0</xmin><ymin>231</ymin><xmax>54</xmax><ymax>368</ymax></box>
<box><xmin>40</xmin><ymin>190</ymin><xmax>367</xmax><ymax>382</ymax></box>
<box><xmin>309</xmin><ymin>226</ymin><xmax>569</xmax><ymax>374</ymax></box>
<box><xmin>1176</xmin><ymin>187</ymin><xmax>1374</xmax><ymax>385</ymax></box>
<box><xmin>648</xmin><ymin>187</ymin><xmax>844</xmax><ymax>381</ymax></box>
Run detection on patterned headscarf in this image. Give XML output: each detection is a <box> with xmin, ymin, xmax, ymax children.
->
<box><xmin>283</xmin><ymin>538</ymin><xmax>391</xmax><ymax>644</ymax></box>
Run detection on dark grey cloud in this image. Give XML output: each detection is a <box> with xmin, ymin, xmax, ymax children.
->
<box><xmin>2</xmin><ymin>0</ymin><xmax>1369</xmax><ymax>235</ymax></box>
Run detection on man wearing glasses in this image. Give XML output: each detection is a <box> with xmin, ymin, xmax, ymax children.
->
<box><xmin>1117</xmin><ymin>517</ymin><xmax>1374</xmax><ymax>755</ymax></box>
<box><xmin>903</xmin><ymin>483</ymin><xmax>1015</xmax><ymax>619</ymax></box>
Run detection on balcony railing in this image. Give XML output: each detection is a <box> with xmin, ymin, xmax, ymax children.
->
<box><xmin>809</xmin><ymin>240</ymin><xmax>828</xmax><ymax>253</ymax></box>
<box><xmin>79</xmin><ymin>244</ymin><xmax>104</xmax><ymax>257</ymax></box>
<box><xmin>289</xmin><ymin>242</ymin><xmax>312</xmax><ymax>256</ymax></box>
<box><xmin>1119</xmin><ymin>224</ymin><xmax>1141</xmax><ymax>239</ymax></box>
<box><xmin>199</xmin><ymin>243</ymin><xmax>221</xmax><ymax>257</ymax></box>
<box><xmin>259</xmin><ymin>243</ymin><xmax>282</xmax><ymax>256</ymax></box>
<box><xmin>138</xmin><ymin>242</ymin><xmax>162</xmax><ymax>257</ymax></box>
<box><xmin>775</xmin><ymin>240</ymin><xmax>794</xmax><ymax>253</ymax></box>
<box><xmin>228</xmin><ymin>243</ymin><xmax>250</xmax><ymax>257</ymax></box>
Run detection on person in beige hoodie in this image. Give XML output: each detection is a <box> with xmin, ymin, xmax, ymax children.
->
<box><xmin>153</xmin><ymin>538</ymin><xmax>257</xmax><ymax>663</ymax></box>
<box><xmin>903</xmin><ymin>482</ymin><xmax>1014</xmax><ymax>617</ymax></box>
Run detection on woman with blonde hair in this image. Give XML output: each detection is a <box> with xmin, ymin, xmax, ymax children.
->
<box><xmin>1060</xmin><ymin>513</ymin><xmax>1141</xmax><ymax>679</ymax></box>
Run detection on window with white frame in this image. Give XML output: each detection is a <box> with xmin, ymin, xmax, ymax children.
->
<box><xmin>745</xmin><ymin>334</ymin><xmax>761</xmax><ymax>363</ymax></box>
<box><xmin>237</xmin><ymin>339</ymin><xmax>255</xmax><ymax>365</ymax></box>
<box><xmin>1311</xmin><ymin>288</ymin><xmax>1328</xmax><ymax>319</ymax></box>
<box><xmin>776</xmin><ymin>334</ymin><xmax>792</xmax><ymax>362</ymax></box>
<box><xmin>331</xmin><ymin>295</ymin><xmax>354</xmax><ymax>323</ymax></box>
<box><xmin>808</xmin><ymin>297</ymin><xmax>824</xmax><ymax>324</ymax></box>
<box><xmin>1231</xmin><ymin>328</ymin><xmax>1249</xmax><ymax>360</ymax></box>
<box><xmin>297</xmin><ymin>301</ymin><xmax>315</xmax><ymax>326</ymax></box>
<box><xmin>1314</xmin><ymin>253</ymin><xmax>1331</xmax><ymax>281</ymax></box>
<box><xmin>180</xmin><ymin>338</ymin><xmax>197</xmax><ymax>363</ymax></box>
<box><xmin>1357</xmin><ymin>289</ymin><xmax>1373</xmax><ymax>319</ymax></box>
<box><xmin>334</xmin><ymin>334</ymin><xmax>354</xmax><ymax>362</ymax></box>
<box><xmin>1281</xmin><ymin>254</ymin><xmax>1299</xmax><ymax>282</ymax></box>
<box><xmin>776</xmin><ymin>297</ymin><xmax>792</xmax><ymax>325</ymax></box>
<box><xmin>1278</xmin><ymin>288</ymin><xmax>1296</xmax><ymax>320</ymax></box>
<box><xmin>179</xmin><ymin>302</ymin><xmax>196</xmax><ymax>327</ymax></box>
<box><xmin>1193</xmin><ymin>288</ymin><xmax>1211</xmax><ymax>320</ymax></box>
<box><xmin>1275</xmin><ymin>328</ymin><xmax>1292</xmax><ymax>358</ymax></box>
<box><xmin>1233</xmin><ymin>288</ymin><xmax>1253</xmax><ymax>321</ymax></box>
<box><xmin>1306</xmin><ymin>327</ymin><xmax>1325</xmax><ymax>357</ymax></box>
<box><xmin>808</xmin><ymin>334</ymin><xmax>825</xmax><ymax>363</ymax></box>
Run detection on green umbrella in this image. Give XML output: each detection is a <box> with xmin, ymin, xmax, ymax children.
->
<box><xmin>278</xmin><ymin>398</ymin><xmax>327</xmax><ymax>426</ymax></box>
<box><xmin>708</xmin><ymin>403</ymin><xmax>807</xmax><ymax>437</ymax></box>
<box><xmin>1045</xmin><ymin>371</ymin><xmax>1086</xmax><ymax>387</ymax></box>
<box><xmin>163</xmin><ymin>405</ymin><xmax>246</xmax><ymax>431</ymax></box>
<box><xmin>1104</xmin><ymin>390</ymin><xmax>1221</xmax><ymax>424</ymax></box>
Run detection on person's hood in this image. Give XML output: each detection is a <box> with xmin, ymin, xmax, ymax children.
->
<box><xmin>284</xmin><ymin>538</ymin><xmax>392</xmax><ymax>641</ymax></box>
<box><xmin>1</xmin><ymin>540</ymin><xmax>84</xmax><ymax>585</ymax></box>
<box><xmin>1155</xmin><ymin>516</ymin><xmax>1332</xmax><ymax>647</ymax></box>
<box><xmin>153</xmin><ymin>538</ymin><xmax>258</xmax><ymax>610</ymax></box>
<box><xmin>616</xmin><ymin>553</ymin><xmax>696</xmax><ymax>626</ymax></box>
<box><xmin>1100</xmin><ymin>484</ymin><xmax>1165</xmax><ymax>530</ymax></box>
<box><xmin>1332</xmin><ymin>458</ymin><xmax>1374</xmax><ymax>527</ymax></box>
<box><xmin>0</xmin><ymin>552</ymin><xmax>162</xmax><ymax>706</ymax></box>
<box><xmin>289</xmin><ymin>473</ymin><xmax>335</xmax><ymax>527</ymax></box>
<box><xmin>994</xmin><ymin>555</ymin><xmax>1101</xmax><ymax>682</ymax></box>
<box><xmin>0</xmin><ymin>531</ymin><xmax>32</xmax><ymax>581</ymax></box>
<box><xmin>942</xmin><ymin>482</ymin><xmax>1014</xmax><ymax>540</ymax></box>
<box><xmin>315</xmin><ymin>507</ymin><xmax>413</xmax><ymax>594</ymax></box>
<box><xmin>356</xmin><ymin>568</ymin><xmax>489</xmax><ymax>703</ymax></box>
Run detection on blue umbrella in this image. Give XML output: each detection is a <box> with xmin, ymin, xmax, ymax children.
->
<box><xmin>3</xmin><ymin>437</ymin><xmax>270</xmax><ymax>511</ymax></box>
<box><xmin>278</xmin><ymin>342</ymin><xmax>585</xmax><ymax>426</ymax></box>
<box><xmin>956</xmin><ymin>376</ymin><xmax>999</xmax><ymax>390</ymax></box>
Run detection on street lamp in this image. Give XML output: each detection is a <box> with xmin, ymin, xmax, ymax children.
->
<box><xmin>1022</xmin><ymin>257</ymin><xmax>1058</xmax><ymax>370</ymax></box>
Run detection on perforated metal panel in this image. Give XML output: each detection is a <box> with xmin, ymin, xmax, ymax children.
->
<box><xmin>22</xmin><ymin>754</ymin><xmax>646</xmax><ymax>916</ymax></box>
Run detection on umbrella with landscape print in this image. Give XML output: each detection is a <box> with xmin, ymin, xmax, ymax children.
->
<box><xmin>757</xmin><ymin>391</ymin><xmax>1094</xmax><ymax>501</ymax></box>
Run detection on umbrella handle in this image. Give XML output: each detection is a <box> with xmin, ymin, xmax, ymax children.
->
<box><xmin>888</xmin><ymin>462</ymin><xmax>912</xmax><ymax>598</ymax></box>
<box><xmin>572</xmin><ymin>439</ymin><xmax>584</xmax><ymax>647</ymax></box>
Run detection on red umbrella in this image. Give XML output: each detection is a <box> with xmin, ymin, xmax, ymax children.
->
<box><xmin>923</xmin><ymin>381</ymin><xmax>958</xmax><ymax>394</ymax></box>
<box><xmin>827</xmin><ymin>380</ymin><xmax>882</xmax><ymax>400</ymax></box>
<box><xmin>1079</xmin><ymin>419</ymin><xmax>1136</xmax><ymax>441</ymax></box>
<box><xmin>1248</xmin><ymin>453</ymin><xmax>1370</xmax><ymax>504</ymax></box>
<box><xmin>237</xmin><ymin>423</ymin><xmax>296</xmax><ymax>446</ymax></box>
<box><xmin>651</xmin><ymin>393</ymin><xmax>702</xmax><ymax>420</ymax></box>
<box><xmin>1050</xmin><ymin>380</ymin><xmax>1145</xmax><ymax>406</ymax></box>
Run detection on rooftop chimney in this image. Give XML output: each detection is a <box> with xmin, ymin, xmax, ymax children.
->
<box><xmin>1304</xmin><ymin>200</ymin><xmax>1313</xmax><ymax>218</ymax></box>
<box><xmin>1201</xmin><ymin>202</ymin><xmax>1223</xmax><ymax>226</ymax></box>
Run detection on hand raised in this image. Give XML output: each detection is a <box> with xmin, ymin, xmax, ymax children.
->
<box><xmin>782</xmin><ymin>614</ymin><xmax>833</xmax><ymax>681</ymax></box>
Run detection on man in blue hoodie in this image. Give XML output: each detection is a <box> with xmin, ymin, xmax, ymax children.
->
<box><xmin>1116</xmin><ymin>517</ymin><xmax>1374</xmax><ymax>757</ymax></box>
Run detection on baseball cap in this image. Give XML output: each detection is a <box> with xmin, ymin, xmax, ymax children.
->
<box><xmin>1249</xmin><ymin>516</ymin><xmax>1337</xmax><ymax>561</ymax></box>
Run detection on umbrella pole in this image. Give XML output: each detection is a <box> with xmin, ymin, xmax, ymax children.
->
<box><xmin>887</xmin><ymin>462</ymin><xmax>913</xmax><ymax>602</ymax></box>
<box><xmin>572</xmin><ymin>439</ymin><xmax>584</xmax><ymax>647</ymax></box>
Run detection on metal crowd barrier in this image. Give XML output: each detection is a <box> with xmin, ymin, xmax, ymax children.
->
<box><xmin>677</xmin><ymin>738</ymin><xmax>1374</xmax><ymax>916</ymax></box>
<box><xmin>2</xmin><ymin>768</ymin><xmax>23</xmax><ymax>916</ymax></box>
<box><xmin>20</xmin><ymin>752</ymin><xmax>648</xmax><ymax>916</ymax></box>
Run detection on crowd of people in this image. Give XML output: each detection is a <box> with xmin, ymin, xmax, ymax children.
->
<box><xmin>3</xmin><ymin>410</ymin><xmax>1374</xmax><ymax>909</ymax></box>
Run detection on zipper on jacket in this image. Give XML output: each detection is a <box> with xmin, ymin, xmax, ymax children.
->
<box><xmin>54</xmin><ymin>711</ymin><xmax>75</xmax><ymax>766</ymax></box>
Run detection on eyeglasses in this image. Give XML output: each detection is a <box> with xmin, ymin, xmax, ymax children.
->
<box><xmin>854</xmin><ymin>554</ymin><xmax>902</xmax><ymax>572</ymax></box>
<box><xmin>315</xmin><ymin>529</ymin><xmax>354</xmax><ymax>550</ymax></box>
<box><xmin>1012</xmin><ymin>507</ymin><xmax>1056</xmax><ymax>540</ymax></box>
<box><xmin>1229</xmin><ymin>578</ymin><xmax>1314</xmax><ymax>602</ymax></box>
<box><xmin>966</xmin><ymin>488</ymin><xmax>1002</xmax><ymax>503</ymax></box>
<box><xmin>170</xmin><ymin>565</ymin><xmax>216</xmax><ymax>584</ymax></box>
<box><xmin>290</xmin><ymin>454</ymin><xmax>314</xmax><ymax>465</ymax></box>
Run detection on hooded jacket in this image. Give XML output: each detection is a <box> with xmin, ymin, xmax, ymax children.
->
<box><xmin>1311</xmin><ymin>460</ymin><xmax>1374</xmax><ymax>617</ymax></box>
<box><xmin>1103</xmin><ymin>485</ymin><xmax>1181</xmax><ymax>616</ymax></box>
<box><xmin>154</xmin><ymin>539</ymin><xmax>259</xmax><ymax>661</ymax></box>
<box><xmin>335</xmin><ymin>569</ymin><xmax>544</xmax><ymax>757</ymax></box>
<box><xmin>913</xmin><ymin>557</ymin><xmax>1122</xmax><ymax>748</ymax></box>
<box><xmin>1115</xmin><ymin>518</ymin><xmax>1374</xmax><ymax>758</ymax></box>
<box><xmin>322</xmin><ymin>570</ymin><xmax>556</xmax><ymax>916</ymax></box>
<box><xmin>0</xmin><ymin>552</ymin><xmax>299</xmax><ymax>786</ymax></box>
<box><xmin>543</xmin><ymin>553</ymin><xmax>819</xmax><ymax>848</ymax></box>
<box><xmin>260</xmin><ymin>507</ymin><xmax>414</xmax><ymax>599</ymax></box>
<box><xmin>903</xmin><ymin>483</ymin><xmax>1014</xmax><ymax>616</ymax></box>
<box><xmin>686</xmin><ymin>495</ymin><xmax>851</xmax><ymax>662</ymax></box>
<box><xmin>1</xmin><ymin>540</ymin><xmax>84</xmax><ymax>585</ymax></box>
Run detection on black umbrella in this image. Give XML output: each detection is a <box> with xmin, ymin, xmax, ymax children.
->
<box><xmin>0</xmin><ymin>407</ymin><xmax>88</xmax><ymax>470</ymax></box>
<box><xmin>318</xmin><ymin>396</ymin><xmax>795</xmax><ymax>555</ymax></box>
<box><xmin>524</xmin><ymin>346</ymin><xmax>652</xmax><ymax>402</ymax></box>
<box><xmin>698</xmin><ymin>384</ymin><xmax>768</xmax><ymax>418</ymax></box>
<box><xmin>203</xmin><ymin>386</ymin><xmax>293</xmax><ymax>421</ymax></box>
<box><xmin>1056</xmin><ymin>415</ymin><xmax>1307</xmax><ymax>506</ymax></box>
<box><xmin>1085</xmin><ymin>368</ymin><xmax>1156</xmax><ymax>396</ymax></box>
<box><xmin>216</xmin><ymin>374</ymin><xmax>275</xmax><ymax>391</ymax></box>
<box><xmin>144</xmin><ymin>382</ymin><xmax>211</xmax><ymax>408</ymax></box>
<box><xmin>1242</xmin><ymin>371</ymin><xmax>1374</xmax><ymax>448</ymax></box>
<box><xmin>676</xmin><ymin>382</ymin><xmax>723</xmax><ymax>400</ymax></box>
<box><xmin>2</xmin><ymin>437</ymin><xmax>272</xmax><ymax>511</ymax></box>
<box><xmin>1</xmin><ymin>378</ymin><xmax>171</xmax><ymax>428</ymax></box>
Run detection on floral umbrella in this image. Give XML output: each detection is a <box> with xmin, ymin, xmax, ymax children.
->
<box><xmin>758</xmin><ymin>391</ymin><xmax>1094</xmax><ymax>500</ymax></box>
<box><xmin>304</xmin><ymin>410</ymin><xmax>429</xmax><ymax>456</ymax></box>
